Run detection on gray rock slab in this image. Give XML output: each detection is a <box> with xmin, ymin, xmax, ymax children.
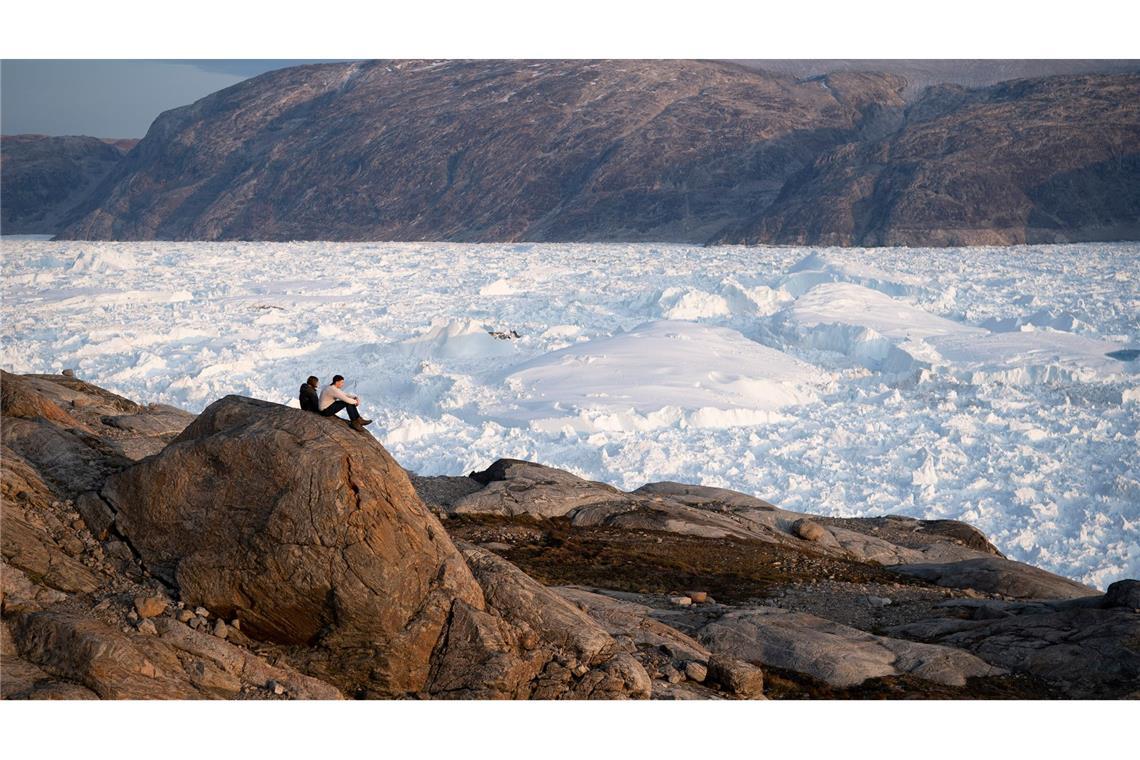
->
<box><xmin>699</xmin><ymin>607</ymin><xmax>1004</xmax><ymax>688</ymax></box>
<box><xmin>890</xmin><ymin>556</ymin><xmax>1097</xmax><ymax>600</ymax></box>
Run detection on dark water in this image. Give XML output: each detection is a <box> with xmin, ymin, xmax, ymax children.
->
<box><xmin>1105</xmin><ymin>349</ymin><xmax>1140</xmax><ymax>361</ymax></box>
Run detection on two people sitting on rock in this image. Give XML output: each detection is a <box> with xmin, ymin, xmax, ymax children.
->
<box><xmin>298</xmin><ymin>374</ymin><xmax>372</xmax><ymax>431</ymax></box>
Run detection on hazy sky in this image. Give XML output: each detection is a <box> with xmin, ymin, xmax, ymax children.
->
<box><xmin>3</xmin><ymin>59</ymin><xmax>1138</xmax><ymax>139</ymax></box>
<box><xmin>0</xmin><ymin>60</ymin><xmax>338</xmax><ymax>138</ymax></box>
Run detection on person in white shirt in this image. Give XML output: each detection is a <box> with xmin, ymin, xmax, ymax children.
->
<box><xmin>319</xmin><ymin>374</ymin><xmax>372</xmax><ymax>430</ymax></box>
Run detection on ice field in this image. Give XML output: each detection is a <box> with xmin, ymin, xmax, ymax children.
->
<box><xmin>2</xmin><ymin>240</ymin><xmax>1137</xmax><ymax>588</ymax></box>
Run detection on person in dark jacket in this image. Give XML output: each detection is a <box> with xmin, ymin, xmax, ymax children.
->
<box><xmin>299</xmin><ymin>376</ymin><xmax>320</xmax><ymax>412</ymax></box>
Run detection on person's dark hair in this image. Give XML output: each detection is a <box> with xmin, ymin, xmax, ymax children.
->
<box><xmin>332</xmin><ymin>374</ymin><xmax>345</xmax><ymax>384</ymax></box>
<box><xmin>307</xmin><ymin>375</ymin><xmax>319</xmax><ymax>386</ymax></box>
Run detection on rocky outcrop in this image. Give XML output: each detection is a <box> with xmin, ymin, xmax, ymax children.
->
<box><xmin>89</xmin><ymin>395</ymin><xmax>650</xmax><ymax>699</ymax></box>
<box><xmin>97</xmin><ymin>395</ymin><xmax>484</xmax><ymax>694</ymax></box>
<box><xmin>427</xmin><ymin>544</ymin><xmax>651</xmax><ymax>699</ymax></box>
<box><xmin>0</xmin><ymin>135</ymin><xmax>134</xmax><ymax>235</ymax></box>
<box><xmin>700</xmin><ymin>607</ymin><xmax>1005</xmax><ymax>688</ymax></box>
<box><xmin>886</xmin><ymin>590</ymin><xmax>1140</xmax><ymax>698</ymax></box>
<box><xmin>3</xmin><ymin>374</ymin><xmax>1135</xmax><ymax>699</ymax></box>
<box><xmin>453</xmin><ymin>458</ymin><xmax>628</xmax><ymax>518</ymax></box>
<box><xmin>445</xmin><ymin>460</ymin><xmax>1041</xmax><ymax>569</ymax></box>
<box><xmin>890</xmin><ymin>557</ymin><xmax>1098</xmax><ymax>600</ymax></box>
<box><xmin>49</xmin><ymin>61</ymin><xmax>1139</xmax><ymax>246</ymax></box>
<box><xmin>0</xmin><ymin>372</ymin><xmax>192</xmax><ymax>495</ymax></box>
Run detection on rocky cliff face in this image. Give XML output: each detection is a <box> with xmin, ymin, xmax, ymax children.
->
<box><xmin>52</xmin><ymin>60</ymin><xmax>902</xmax><ymax>242</ymax></box>
<box><xmin>52</xmin><ymin>60</ymin><xmax>1140</xmax><ymax>246</ymax></box>
<box><xmin>0</xmin><ymin>136</ymin><xmax>135</xmax><ymax>235</ymax></box>
<box><xmin>2</xmin><ymin>372</ymin><xmax>1137</xmax><ymax>699</ymax></box>
<box><xmin>731</xmin><ymin>75</ymin><xmax>1140</xmax><ymax>246</ymax></box>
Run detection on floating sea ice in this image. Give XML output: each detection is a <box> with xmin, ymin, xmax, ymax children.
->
<box><xmin>779</xmin><ymin>250</ymin><xmax>923</xmax><ymax>298</ymax></box>
<box><xmin>402</xmin><ymin>318</ymin><xmax>519</xmax><ymax>361</ymax></box>
<box><xmin>479</xmin><ymin>278</ymin><xmax>519</xmax><ymax>296</ymax></box>
<box><xmin>781</xmin><ymin>282</ymin><xmax>984</xmax><ymax>373</ymax></box>
<box><xmin>927</xmin><ymin>330</ymin><xmax>1138</xmax><ymax>385</ymax></box>
<box><xmin>911</xmin><ymin>447</ymin><xmax>940</xmax><ymax>487</ymax></box>
<box><xmin>718</xmin><ymin>276</ymin><xmax>792</xmax><ymax>317</ymax></box>
<box><xmin>68</xmin><ymin>248</ymin><xmax>137</xmax><ymax>273</ymax></box>
<box><xmin>654</xmin><ymin>286</ymin><xmax>731</xmax><ymax>320</ymax></box>
<box><xmin>980</xmin><ymin>308</ymin><xmax>1087</xmax><ymax>334</ymax></box>
<box><xmin>496</xmin><ymin>320</ymin><xmax>827</xmax><ymax>432</ymax></box>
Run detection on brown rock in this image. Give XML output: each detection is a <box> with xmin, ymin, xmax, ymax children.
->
<box><xmin>707</xmin><ymin>655</ymin><xmax>765</xmax><ymax>699</ymax></box>
<box><xmin>791</xmin><ymin>518</ymin><xmax>828</xmax><ymax>542</ymax></box>
<box><xmin>701</xmin><ymin>607</ymin><xmax>1004</xmax><ymax>688</ymax></box>
<box><xmin>457</xmin><ymin>543</ymin><xmax>616</xmax><ymax>662</ymax></box>
<box><xmin>891</xmin><ymin>557</ymin><xmax>1097</xmax><ymax>600</ymax></box>
<box><xmin>424</xmin><ymin>600</ymin><xmax>544</xmax><ymax>699</ymax></box>
<box><xmin>424</xmin><ymin>544</ymin><xmax>651</xmax><ymax>699</ymax></box>
<box><xmin>454</xmin><ymin>458</ymin><xmax>628</xmax><ymax>518</ymax></box>
<box><xmin>887</xmin><ymin>603</ymin><xmax>1140</xmax><ymax>698</ymax></box>
<box><xmin>0</xmin><ymin>371</ymin><xmax>82</xmax><ymax>428</ymax></box>
<box><xmin>134</xmin><ymin>595</ymin><xmax>169</xmax><ymax>619</ymax></box>
<box><xmin>75</xmin><ymin>493</ymin><xmax>116</xmax><ymax>541</ymax></box>
<box><xmin>100</xmin><ymin>395</ymin><xmax>484</xmax><ymax>695</ymax></box>
<box><xmin>189</xmin><ymin>660</ymin><xmax>242</xmax><ymax>694</ymax></box>
<box><xmin>1</xmin><ymin>502</ymin><xmax>102</xmax><ymax>595</ymax></box>
<box><xmin>152</xmin><ymin>616</ymin><xmax>342</xmax><ymax>699</ymax></box>
<box><xmin>684</xmin><ymin>661</ymin><xmax>708</xmax><ymax>683</ymax></box>
<box><xmin>6</xmin><ymin>609</ymin><xmax>197</xmax><ymax>698</ymax></box>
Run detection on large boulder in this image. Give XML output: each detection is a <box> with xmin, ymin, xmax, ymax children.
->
<box><xmin>99</xmin><ymin>395</ymin><xmax>484</xmax><ymax>695</ymax></box>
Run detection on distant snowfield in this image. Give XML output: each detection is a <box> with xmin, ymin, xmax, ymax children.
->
<box><xmin>2</xmin><ymin>240</ymin><xmax>1137</xmax><ymax>589</ymax></box>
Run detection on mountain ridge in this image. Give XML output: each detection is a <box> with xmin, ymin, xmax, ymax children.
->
<box><xmin>6</xmin><ymin>60</ymin><xmax>1137</xmax><ymax>245</ymax></box>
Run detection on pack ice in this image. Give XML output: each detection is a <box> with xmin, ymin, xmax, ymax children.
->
<box><xmin>1</xmin><ymin>239</ymin><xmax>1137</xmax><ymax>588</ymax></box>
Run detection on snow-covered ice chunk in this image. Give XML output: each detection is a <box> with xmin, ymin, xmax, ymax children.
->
<box><xmin>497</xmin><ymin>320</ymin><xmax>826</xmax><ymax>431</ymax></box>
<box><xmin>68</xmin><ymin>248</ymin><xmax>136</xmax><ymax>273</ymax></box>
<box><xmin>780</xmin><ymin>251</ymin><xmax>923</xmax><ymax>298</ymax></box>
<box><xmin>654</xmin><ymin>286</ymin><xmax>732</xmax><ymax>320</ymax></box>
<box><xmin>928</xmin><ymin>330</ymin><xmax>1137</xmax><ymax>385</ymax></box>
<box><xmin>717</xmin><ymin>277</ymin><xmax>791</xmax><ymax>316</ymax></box>
<box><xmin>981</xmin><ymin>308</ymin><xmax>1087</xmax><ymax>334</ymax></box>
<box><xmin>790</xmin><ymin>282</ymin><xmax>985</xmax><ymax>341</ymax></box>
<box><xmin>781</xmin><ymin>282</ymin><xmax>984</xmax><ymax>373</ymax></box>
<box><xmin>403</xmin><ymin>319</ymin><xmax>518</xmax><ymax>361</ymax></box>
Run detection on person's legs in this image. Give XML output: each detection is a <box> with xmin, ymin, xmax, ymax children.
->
<box><xmin>320</xmin><ymin>400</ymin><xmax>348</xmax><ymax>418</ymax></box>
<box><xmin>320</xmin><ymin>400</ymin><xmax>360</xmax><ymax>421</ymax></box>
